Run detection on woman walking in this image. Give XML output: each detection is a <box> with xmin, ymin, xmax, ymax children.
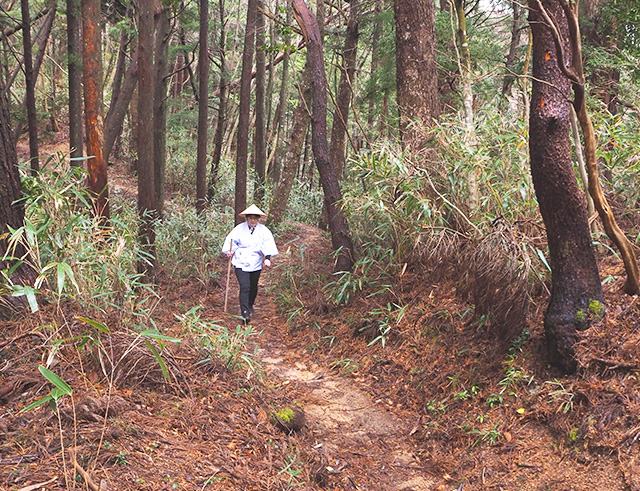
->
<box><xmin>222</xmin><ymin>205</ymin><xmax>278</xmax><ymax>324</ymax></box>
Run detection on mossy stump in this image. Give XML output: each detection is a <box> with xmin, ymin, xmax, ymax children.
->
<box><xmin>271</xmin><ymin>406</ymin><xmax>306</xmax><ymax>434</ymax></box>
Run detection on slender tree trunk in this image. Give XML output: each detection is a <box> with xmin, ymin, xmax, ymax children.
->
<box><xmin>110</xmin><ymin>31</ymin><xmax>129</xmax><ymax>117</ymax></box>
<box><xmin>570</xmin><ymin>106</ymin><xmax>596</xmax><ymax>232</ymax></box>
<box><xmin>208</xmin><ymin>0</ymin><xmax>227</xmax><ymax>200</ymax></box>
<box><xmin>137</xmin><ymin>0</ymin><xmax>156</xmax><ymax>274</ymax></box>
<box><xmin>452</xmin><ymin>0</ymin><xmax>479</xmax><ymax>208</ymax></box>
<box><xmin>66</xmin><ymin>0</ymin><xmax>83</xmax><ymax>160</ymax></box>
<box><xmin>196</xmin><ymin>0</ymin><xmax>210</xmax><ymax>213</ymax></box>
<box><xmin>502</xmin><ymin>0</ymin><xmax>524</xmax><ymax>96</ymax></box>
<box><xmin>235</xmin><ymin>0</ymin><xmax>258</xmax><ymax>223</ymax></box>
<box><xmin>267</xmin><ymin>3</ymin><xmax>291</xmax><ymax>183</ymax></box>
<box><xmin>329</xmin><ymin>0</ymin><xmax>359</xmax><ymax>178</ymax></box>
<box><xmin>292</xmin><ymin>0</ymin><xmax>355</xmax><ymax>272</ymax></box>
<box><xmin>21</xmin><ymin>0</ymin><xmax>39</xmax><ymax>173</ymax></box>
<box><xmin>154</xmin><ymin>8</ymin><xmax>170</xmax><ymax>217</ymax></box>
<box><xmin>393</xmin><ymin>0</ymin><xmax>439</xmax><ymax>149</ymax></box>
<box><xmin>104</xmin><ymin>45</ymin><xmax>138</xmax><ymax>163</ymax></box>
<box><xmin>268</xmin><ymin>67</ymin><xmax>311</xmax><ymax>227</ymax></box>
<box><xmin>528</xmin><ymin>0</ymin><xmax>602</xmax><ymax>373</ymax></box>
<box><xmin>82</xmin><ymin>0</ymin><xmax>109</xmax><ymax>220</ymax></box>
<box><xmin>253</xmin><ymin>0</ymin><xmax>267</xmax><ymax>204</ymax></box>
<box><xmin>366</xmin><ymin>0</ymin><xmax>382</xmax><ymax>132</ymax></box>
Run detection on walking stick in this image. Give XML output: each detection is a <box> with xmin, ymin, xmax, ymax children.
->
<box><xmin>223</xmin><ymin>242</ymin><xmax>233</xmax><ymax>313</ymax></box>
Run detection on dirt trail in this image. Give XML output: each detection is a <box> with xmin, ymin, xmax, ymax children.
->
<box><xmin>246</xmin><ymin>225</ymin><xmax>436</xmax><ymax>490</ymax></box>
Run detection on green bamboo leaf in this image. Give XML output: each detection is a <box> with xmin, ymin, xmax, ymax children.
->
<box><xmin>139</xmin><ymin>329</ymin><xmax>181</xmax><ymax>344</ymax></box>
<box><xmin>19</xmin><ymin>394</ymin><xmax>53</xmax><ymax>413</ymax></box>
<box><xmin>76</xmin><ymin>316</ymin><xmax>110</xmax><ymax>334</ymax></box>
<box><xmin>38</xmin><ymin>366</ymin><xmax>72</xmax><ymax>396</ymax></box>
<box><xmin>11</xmin><ymin>285</ymin><xmax>39</xmax><ymax>313</ymax></box>
<box><xmin>144</xmin><ymin>340</ymin><xmax>171</xmax><ymax>381</ymax></box>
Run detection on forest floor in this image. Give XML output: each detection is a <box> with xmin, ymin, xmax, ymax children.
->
<box><xmin>2</xmin><ymin>142</ymin><xmax>640</xmax><ymax>490</ymax></box>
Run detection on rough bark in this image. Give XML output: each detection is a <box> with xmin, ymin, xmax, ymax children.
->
<box><xmin>235</xmin><ymin>0</ymin><xmax>258</xmax><ymax>223</ymax></box>
<box><xmin>110</xmin><ymin>31</ymin><xmax>129</xmax><ymax>118</ymax></box>
<box><xmin>253</xmin><ymin>0</ymin><xmax>267</xmax><ymax>204</ymax></box>
<box><xmin>0</xmin><ymin>88</ymin><xmax>31</xmax><ymax>319</ymax></box>
<box><xmin>137</xmin><ymin>0</ymin><xmax>156</xmax><ymax>274</ymax></box>
<box><xmin>104</xmin><ymin>45</ymin><xmax>138</xmax><ymax>163</ymax></box>
<box><xmin>21</xmin><ymin>0</ymin><xmax>39</xmax><ymax>173</ymax></box>
<box><xmin>268</xmin><ymin>67</ymin><xmax>311</xmax><ymax>228</ymax></box>
<box><xmin>329</xmin><ymin>0</ymin><xmax>359</xmax><ymax>178</ymax></box>
<box><xmin>292</xmin><ymin>0</ymin><xmax>355</xmax><ymax>272</ymax></box>
<box><xmin>154</xmin><ymin>8</ymin><xmax>170</xmax><ymax>217</ymax></box>
<box><xmin>66</xmin><ymin>0</ymin><xmax>83</xmax><ymax>160</ymax></box>
<box><xmin>82</xmin><ymin>0</ymin><xmax>109</xmax><ymax>220</ymax></box>
<box><xmin>208</xmin><ymin>0</ymin><xmax>227</xmax><ymax>200</ymax></box>
<box><xmin>196</xmin><ymin>0</ymin><xmax>210</xmax><ymax>213</ymax></box>
<box><xmin>528</xmin><ymin>0</ymin><xmax>603</xmax><ymax>373</ymax></box>
<box><xmin>393</xmin><ymin>0</ymin><xmax>439</xmax><ymax>149</ymax></box>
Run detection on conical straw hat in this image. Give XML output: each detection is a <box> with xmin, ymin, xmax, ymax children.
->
<box><xmin>239</xmin><ymin>204</ymin><xmax>267</xmax><ymax>216</ymax></box>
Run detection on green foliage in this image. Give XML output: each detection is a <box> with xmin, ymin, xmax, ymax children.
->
<box><xmin>20</xmin><ymin>365</ymin><xmax>73</xmax><ymax>413</ymax></box>
<box><xmin>1</xmin><ymin>161</ymin><xmax>150</xmax><ymax>315</ymax></box>
<box><xmin>155</xmin><ymin>199</ymin><xmax>231</xmax><ymax>284</ymax></box>
<box><xmin>177</xmin><ymin>306</ymin><xmax>260</xmax><ymax>376</ymax></box>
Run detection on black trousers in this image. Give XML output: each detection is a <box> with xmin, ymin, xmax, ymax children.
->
<box><xmin>235</xmin><ymin>268</ymin><xmax>262</xmax><ymax>320</ymax></box>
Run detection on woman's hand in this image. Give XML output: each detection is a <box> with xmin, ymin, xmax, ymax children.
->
<box><xmin>264</xmin><ymin>259</ymin><xmax>271</xmax><ymax>268</ymax></box>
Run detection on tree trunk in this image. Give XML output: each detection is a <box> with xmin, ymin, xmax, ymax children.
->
<box><xmin>268</xmin><ymin>67</ymin><xmax>311</xmax><ymax>228</ymax></box>
<box><xmin>452</xmin><ymin>0</ymin><xmax>479</xmax><ymax>208</ymax></box>
<box><xmin>104</xmin><ymin>45</ymin><xmax>138</xmax><ymax>163</ymax></box>
<box><xmin>528</xmin><ymin>0</ymin><xmax>603</xmax><ymax>373</ymax></box>
<box><xmin>21</xmin><ymin>0</ymin><xmax>39</xmax><ymax>173</ymax></box>
<box><xmin>253</xmin><ymin>0</ymin><xmax>267</xmax><ymax>204</ymax></box>
<box><xmin>366</xmin><ymin>0</ymin><xmax>382</xmax><ymax>132</ymax></box>
<box><xmin>393</xmin><ymin>0</ymin><xmax>439</xmax><ymax>149</ymax></box>
<box><xmin>292</xmin><ymin>0</ymin><xmax>355</xmax><ymax>272</ymax></box>
<box><xmin>502</xmin><ymin>0</ymin><xmax>524</xmax><ymax>96</ymax></box>
<box><xmin>137</xmin><ymin>0</ymin><xmax>156</xmax><ymax>274</ymax></box>
<box><xmin>235</xmin><ymin>0</ymin><xmax>258</xmax><ymax>223</ymax></box>
<box><xmin>196</xmin><ymin>0</ymin><xmax>210</xmax><ymax>213</ymax></box>
<box><xmin>154</xmin><ymin>8</ymin><xmax>170</xmax><ymax>217</ymax></box>
<box><xmin>110</xmin><ymin>31</ymin><xmax>129</xmax><ymax>119</ymax></box>
<box><xmin>66</xmin><ymin>0</ymin><xmax>83</xmax><ymax>160</ymax></box>
<box><xmin>82</xmin><ymin>0</ymin><xmax>109</xmax><ymax>221</ymax></box>
<box><xmin>267</xmin><ymin>3</ymin><xmax>292</xmax><ymax>183</ymax></box>
<box><xmin>329</xmin><ymin>0</ymin><xmax>359</xmax><ymax>178</ymax></box>
<box><xmin>0</xmin><ymin>88</ymin><xmax>32</xmax><ymax>319</ymax></box>
<box><xmin>208</xmin><ymin>0</ymin><xmax>227</xmax><ymax>200</ymax></box>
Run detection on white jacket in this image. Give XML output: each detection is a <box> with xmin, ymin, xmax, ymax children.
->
<box><xmin>222</xmin><ymin>222</ymin><xmax>279</xmax><ymax>272</ymax></box>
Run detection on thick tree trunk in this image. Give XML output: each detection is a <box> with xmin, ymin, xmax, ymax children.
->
<box><xmin>196</xmin><ymin>0</ymin><xmax>210</xmax><ymax>213</ymax></box>
<box><xmin>154</xmin><ymin>8</ymin><xmax>170</xmax><ymax>217</ymax></box>
<box><xmin>137</xmin><ymin>0</ymin><xmax>156</xmax><ymax>274</ymax></box>
<box><xmin>208</xmin><ymin>0</ymin><xmax>227</xmax><ymax>200</ymax></box>
<box><xmin>329</xmin><ymin>0</ymin><xmax>359</xmax><ymax>178</ymax></box>
<box><xmin>66</xmin><ymin>0</ymin><xmax>83</xmax><ymax>160</ymax></box>
<box><xmin>235</xmin><ymin>0</ymin><xmax>258</xmax><ymax>223</ymax></box>
<box><xmin>292</xmin><ymin>0</ymin><xmax>354</xmax><ymax>272</ymax></box>
<box><xmin>0</xmin><ymin>89</ymin><xmax>32</xmax><ymax>319</ymax></box>
<box><xmin>393</xmin><ymin>0</ymin><xmax>439</xmax><ymax>149</ymax></box>
<box><xmin>82</xmin><ymin>0</ymin><xmax>109</xmax><ymax>220</ymax></box>
<box><xmin>21</xmin><ymin>0</ymin><xmax>39</xmax><ymax>173</ymax></box>
<box><xmin>268</xmin><ymin>68</ymin><xmax>311</xmax><ymax>228</ymax></box>
<box><xmin>528</xmin><ymin>0</ymin><xmax>603</xmax><ymax>373</ymax></box>
<box><xmin>253</xmin><ymin>0</ymin><xmax>267</xmax><ymax>204</ymax></box>
<box><xmin>104</xmin><ymin>45</ymin><xmax>138</xmax><ymax>163</ymax></box>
